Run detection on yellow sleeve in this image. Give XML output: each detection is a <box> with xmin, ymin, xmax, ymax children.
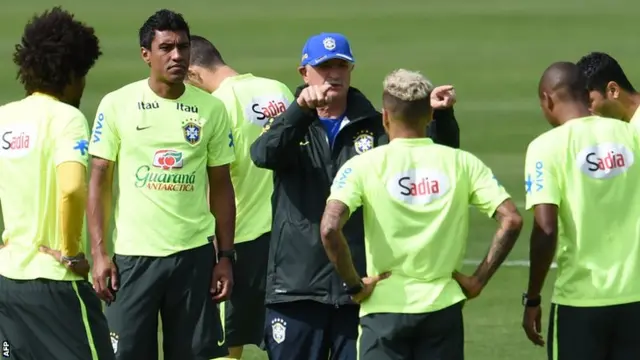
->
<box><xmin>524</xmin><ymin>137</ymin><xmax>561</xmax><ymax>210</ymax></box>
<box><xmin>88</xmin><ymin>95</ymin><xmax>120</xmax><ymax>161</ymax></box>
<box><xmin>207</xmin><ymin>102</ymin><xmax>236</xmax><ymax>167</ymax></box>
<box><xmin>465</xmin><ymin>151</ymin><xmax>512</xmax><ymax>217</ymax></box>
<box><xmin>57</xmin><ymin>162</ymin><xmax>87</xmax><ymax>257</ymax></box>
<box><xmin>327</xmin><ymin>157</ymin><xmax>364</xmax><ymax>214</ymax></box>
<box><xmin>53</xmin><ymin>113</ymin><xmax>90</xmax><ymax>167</ymax></box>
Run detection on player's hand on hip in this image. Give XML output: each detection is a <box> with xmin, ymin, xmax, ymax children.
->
<box><xmin>431</xmin><ymin>85</ymin><xmax>456</xmax><ymax>109</ymax></box>
<box><xmin>351</xmin><ymin>272</ymin><xmax>391</xmax><ymax>304</ymax></box>
<box><xmin>522</xmin><ymin>305</ymin><xmax>545</xmax><ymax>346</ymax></box>
<box><xmin>39</xmin><ymin>246</ymin><xmax>90</xmax><ymax>280</ymax></box>
<box><xmin>296</xmin><ymin>84</ymin><xmax>333</xmax><ymax>109</ymax></box>
<box><xmin>452</xmin><ymin>271</ymin><xmax>483</xmax><ymax>299</ymax></box>
<box><xmin>211</xmin><ymin>257</ymin><xmax>234</xmax><ymax>302</ymax></box>
<box><xmin>91</xmin><ymin>254</ymin><xmax>118</xmax><ymax>303</ymax></box>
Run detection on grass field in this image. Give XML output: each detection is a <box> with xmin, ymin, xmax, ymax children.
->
<box><xmin>1</xmin><ymin>0</ymin><xmax>639</xmax><ymax>358</ymax></box>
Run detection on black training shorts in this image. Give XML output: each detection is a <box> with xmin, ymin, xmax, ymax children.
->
<box><xmin>0</xmin><ymin>276</ymin><xmax>114</xmax><ymax>360</ymax></box>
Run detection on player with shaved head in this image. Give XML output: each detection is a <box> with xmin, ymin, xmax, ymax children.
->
<box><xmin>320</xmin><ymin>69</ymin><xmax>521</xmax><ymax>360</ymax></box>
<box><xmin>522</xmin><ymin>61</ymin><xmax>640</xmax><ymax>360</ymax></box>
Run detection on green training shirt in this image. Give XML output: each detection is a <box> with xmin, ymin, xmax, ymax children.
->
<box><xmin>89</xmin><ymin>80</ymin><xmax>235</xmax><ymax>257</ymax></box>
<box><xmin>328</xmin><ymin>138</ymin><xmax>510</xmax><ymax>316</ymax></box>
<box><xmin>525</xmin><ymin>116</ymin><xmax>640</xmax><ymax>307</ymax></box>
<box><xmin>212</xmin><ymin>74</ymin><xmax>293</xmax><ymax>243</ymax></box>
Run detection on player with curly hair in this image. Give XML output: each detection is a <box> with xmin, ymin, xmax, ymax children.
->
<box><xmin>576</xmin><ymin>52</ymin><xmax>640</xmax><ymax>124</ymax></box>
<box><xmin>0</xmin><ymin>6</ymin><xmax>113</xmax><ymax>360</ymax></box>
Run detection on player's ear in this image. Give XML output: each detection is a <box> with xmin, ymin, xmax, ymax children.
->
<box><xmin>381</xmin><ymin>108</ymin><xmax>390</xmax><ymax>132</ymax></box>
<box><xmin>141</xmin><ymin>47</ymin><xmax>151</xmax><ymax>66</ymax></box>
<box><xmin>606</xmin><ymin>81</ymin><xmax>620</xmax><ymax>100</ymax></box>
<box><xmin>541</xmin><ymin>92</ymin><xmax>553</xmax><ymax>111</ymax></box>
<box><xmin>298</xmin><ymin>66</ymin><xmax>309</xmax><ymax>83</ymax></box>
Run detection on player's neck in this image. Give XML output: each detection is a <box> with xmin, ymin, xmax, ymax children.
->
<box><xmin>206</xmin><ymin>65</ymin><xmax>239</xmax><ymax>93</ymax></box>
<box><xmin>623</xmin><ymin>93</ymin><xmax>640</xmax><ymax>121</ymax></box>
<box><xmin>317</xmin><ymin>98</ymin><xmax>347</xmax><ymax>119</ymax></box>
<box><xmin>388</xmin><ymin>123</ymin><xmax>427</xmax><ymax>140</ymax></box>
<box><xmin>147</xmin><ymin>77</ymin><xmax>185</xmax><ymax>100</ymax></box>
<box><xmin>557</xmin><ymin>103</ymin><xmax>591</xmax><ymax>125</ymax></box>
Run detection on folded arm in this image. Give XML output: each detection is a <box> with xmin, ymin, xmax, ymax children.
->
<box><xmin>320</xmin><ymin>199</ymin><xmax>360</xmax><ymax>287</ymax></box>
<box><xmin>472</xmin><ymin>199</ymin><xmax>523</xmax><ymax>285</ymax></box>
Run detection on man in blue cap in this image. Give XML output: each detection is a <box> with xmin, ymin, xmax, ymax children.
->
<box><xmin>250</xmin><ymin>32</ymin><xmax>460</xmax><ymax>360</ymax></box>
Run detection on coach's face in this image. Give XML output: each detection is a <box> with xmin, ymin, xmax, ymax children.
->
<box><xmin>142</xmin><ymin>30</ymin><xmax>190</xmax><ymax>84</ymax></box>
<box><xmin>300</xmin><ymin>59</ymin><xmax>352</xmax><ymax>99</ymax></box>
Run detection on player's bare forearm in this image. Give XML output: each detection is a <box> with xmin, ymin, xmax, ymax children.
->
<box><xmin>320</xmin><ymin>200</ymin><xmax>360</xmax><ymax>287</ymax></box>
<box><xmin>527</xmin><ymin>204</ymin><xmax>558</xmax><ymax>298</ymax></box>
<box><xmin>208</xmin><ymin>165</ymin><xmax>236</xmax><ymax>252</ymax></box>
<box><xmin>57</xmin><ymin>162</ymin><xmax>87</xmax><ymax>257</ymax></box>
<box><xmin>87</xmin><ymin>157</ymin><xmax>114</xmax><ymax>258</ymax></box>
<box><xmin>473</xmin><ymin>199</ymin><xmax>523</xmax><ymax>285</ymax></box>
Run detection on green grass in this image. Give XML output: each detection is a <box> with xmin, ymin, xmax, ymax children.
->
<box><xmin>1</xmin><ymin>0</ymin><xmax>639</xmax><ymax>358</ymax></box>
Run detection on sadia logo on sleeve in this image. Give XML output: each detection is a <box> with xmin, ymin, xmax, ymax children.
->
<box><xmin>387</xmin><ymin>169</ymin><xmax>450</xmax><ymax>205</ymax></box>
<box><xmin>577</xmin><ymin>143</ymin><xmax>634</xmax><ymax>179</ymax></box>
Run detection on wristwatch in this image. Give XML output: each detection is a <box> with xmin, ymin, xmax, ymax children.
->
<box><xmin>522</xmin><ymin>293</ymin><xmax>541</xmax><ymax>307</ymax></box>
<box><xmin>217</xmin><ymin>249</ymin><xmax>237</xmax><ymax>264</ymax></box>
<box><xmin>61</xmin><ymin>253</ymin><xmax>86</xmax><ymax>266</ymax></box>
<box><xmin>344</xmin><ymin>281</ymin><xmax>364</xmax><ymax>296</ymax></box>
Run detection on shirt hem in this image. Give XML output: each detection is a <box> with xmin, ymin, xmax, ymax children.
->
<box><xmin>552</xmin><ymin>294</ymin><xmax>640</xmax><ymax>307</ymax></box>
<box><xmin>114</xmin><ymin>240</ymin><xmax>211</xmax><ymax>257</ymax></box>
<box><xmin>359</xmin><ymin>297</ymin><xmax>467</xmax><ymax>317</ymax></box>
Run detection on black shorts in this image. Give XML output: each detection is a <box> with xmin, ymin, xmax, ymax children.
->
<box><xmin>264</xmin><ymin>300</ymin><xmax>359</xmax><ymax>360</ymax></box>
<box><xmin>359</xmin><ymin>302</ymin><xmax>464</xmax><ymax>360</ymax></box>
<box><xmin>0</xmin><ymin>276</ymin><xmax>114</xmax><ymax>360</ymax></box>
<box><xmin>105</xmin><ymin>243</ymin><xmax>227</xmax><ymax>360</ymax></box>
<box><xmin>547</xmin><ymin>301</ymin><xmax>640</xmax><ymax>360</ymax></box>
<box><xmin>224</xmin><ymin>232</ymin><xmax>269</xmax><ymax>347</ymax></box>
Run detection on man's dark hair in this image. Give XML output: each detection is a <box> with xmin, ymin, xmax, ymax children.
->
<box><xmin>13</xmin><ymin>7</ymin><xmax>101</xmax><ymax>95</ymax></box>
<box><xmin>139</xmin><ymin>9</ymin><xmax>190</xmax><ymax>49</ymax></box>
<box><xmin>539</xmin><ymin>61</ymin><xmax>590</xmax><ymax>105</ymax></box>
<box><xmin>576</xmin><ymin>52</ymin><xmax>636</xmax><ymax>94</ymax></box>
<box><xmin>189</xmin><ymin>35</ymin><xmax>225</xmax><ymax>67</ymax></box>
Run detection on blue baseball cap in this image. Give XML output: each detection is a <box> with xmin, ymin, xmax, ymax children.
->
<box><xmin>300</xmin><ymin>33</ymin><xmax>355</xmax><ymax>67</ymax></box>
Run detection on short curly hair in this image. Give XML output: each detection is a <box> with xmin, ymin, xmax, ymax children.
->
<box><xmin>576</xmin><ymin>52</ymin><xmax>635</xmax><ymax>94</ymax></box>
<box><xmin>139</xmin><ymin>9</ymin><xmax>190</xmax><ymax>49</ymax></box>
<box><xmin>13</xmin><ymin>7</ymin><xmax>101</xmax><ymax>95</ymax></box>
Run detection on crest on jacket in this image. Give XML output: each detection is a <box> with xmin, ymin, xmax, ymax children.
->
<box><xmin>353</xmin><ymin>130</ymin><xmax>374</xmax><ymax>154</ymax></box>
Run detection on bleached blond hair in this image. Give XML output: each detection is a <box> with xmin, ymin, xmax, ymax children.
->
<box><xmin>383</xmin><ymin>69</ymin><xmax>434</xmax><ymax>101</ymax></box>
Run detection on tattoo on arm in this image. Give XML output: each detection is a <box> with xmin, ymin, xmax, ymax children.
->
<box><xmin>87</xmin><ymin>157</ymin><xmax>114</xmax><ymax>258</ymax></box>
<box><xmin>527</xmin><ymin>204</ymin><xmax>558</xmax><ymax>297</ymax></box>
<box><xmin>320</xmin><ymin>200</ymin><xmax>360</xmax><ymax>286</ymax></box>
<box><xmin>473</xmin><ymin>200</ymin><xmax>523</xmax><ymax>285</ymax></box>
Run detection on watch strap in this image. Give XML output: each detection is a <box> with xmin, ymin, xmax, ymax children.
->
<box><xmin>522</xmin><ymin>293</ymin><xmax>541</xmax><ymax>307</ymax></box>
<box><xmin>344</xmin><ymin>281</ymin><xmax>364</xmax><ymax>296</ymax></box>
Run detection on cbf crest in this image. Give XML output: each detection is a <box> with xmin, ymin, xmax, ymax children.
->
<box><xmin>353</xmin><ymin>130</ymin><xmax>374</xmax><ymax>154</ymax></box>
<box><xmin>271</xmin><ymin>318</ymin><xmax>287</xmax><ymax>344</ymax></box>
<box><xmin>182</xmin><ymin>118</ymin><xmax>204</xmax><ymax>145</ymax></box>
